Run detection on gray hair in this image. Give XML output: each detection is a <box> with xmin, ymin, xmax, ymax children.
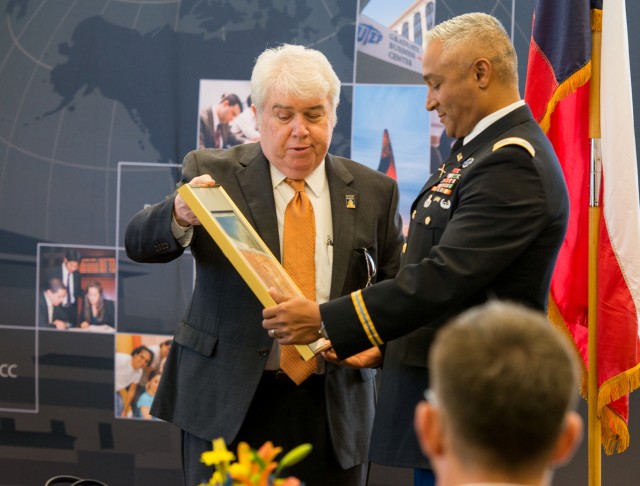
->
<box><xmin>425</xmin><ymin>12</ymin><xmax>518</xmax><ymax>86</ymax></box>
<box><xmin>430</xmin><ymin>301</ymin><xmax>579</xmax><ymax>471</ymax></box>
<box><xmin>250</xmin><ymin>44</ymin><xmax>340</xmax><ymax>125</ymax></box>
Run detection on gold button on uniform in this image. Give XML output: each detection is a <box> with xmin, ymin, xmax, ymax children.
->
<box><xmin>424</xmin><ymin>216</ymin><xmax>431</xmax><ymax>225</ymax></box>
<box><xmin>402</xmin><ymin>242</ymin><xmax>407</xmax><ymax>253</ymax></box>
<box><xmin>412</xmin><ymin>210</ymin><xmax>416</xmax><ymax>220</ymax></box>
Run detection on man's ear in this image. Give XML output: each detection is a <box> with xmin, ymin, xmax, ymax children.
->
<box><xmin>251</xmin><ymin>104</ymin><xmax>260</xmax><ymax>124</ymax></box>
<box><xmin>472</xmin><ymin>58</ymin><xmax>492</xmax><ymax>88</ymax></box>
<box><xmin>550</xmin><ymin>411</ymin><xmax>584</xmax><ymax>467</ymax></box>
<box><xmin>414</xmin><ymin>401</ymin><xmax>444</xmax><ymax>459</ymax></box>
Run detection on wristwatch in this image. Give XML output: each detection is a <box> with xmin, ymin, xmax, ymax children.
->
<box><xmin>318</xmin><ymin>322</ymin><xmax>329</xmax><ymax>339</ymax></box>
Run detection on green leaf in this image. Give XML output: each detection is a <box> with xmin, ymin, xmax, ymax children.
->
<box><xmin>274</xmin><ymin>443</ymin><xmax>313</xmax><ymax>477</ymax></box>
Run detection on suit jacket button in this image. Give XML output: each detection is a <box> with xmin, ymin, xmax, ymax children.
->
<box><xmin>258</xmin><ymin>348</ymin><xmax>270</xmax><ymax>357</ymax></box>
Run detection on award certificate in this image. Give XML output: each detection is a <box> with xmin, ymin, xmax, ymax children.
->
<box><xmin>177</xmin><ymin>184</ymin><xmax>331</xmax><ymax>360</ymax></box>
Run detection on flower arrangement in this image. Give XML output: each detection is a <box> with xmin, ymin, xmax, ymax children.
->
<box><xmin>199</xmin><ymin>437</ymin><xmax>313</xmax><ymax>486</ymax></box>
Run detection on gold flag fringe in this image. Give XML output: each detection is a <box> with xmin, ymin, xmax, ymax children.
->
<box><xmin>547</xmin><ymin>295</ymin><xmax>588</xmax><ymax>398</ymax></box>
<box><xmin>598</xmin><ymin>362</ymin><xmax>640</xmax><ymax>453</ymax></box>
<box><xmin>537</xmin><ymin>8</ymin><xmax>601</xmax><ymax>134</ymax></box>
<box><xmin>547</xmin><ymin>294</ymin><xmax>639</xmax><ymax>454</ymax></box>
<box><xmin>538</xmin><ymin>63</ymin><xmax>591</xmax><ymax>134</ymax></box>
<box><xmin>600</xmin><ymin>404</ymin><xmax>630</xmax><ymax>454</ymax></box>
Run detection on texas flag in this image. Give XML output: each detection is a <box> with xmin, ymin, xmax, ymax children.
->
<box><xmin>525</xmin><ymin>0</ymin><xmax>640</xmax><ymax>454</ymax></box>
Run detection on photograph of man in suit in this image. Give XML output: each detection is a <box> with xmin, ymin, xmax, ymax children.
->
<box><xmin>38</xmin><ymin>277</ymin><xmax>70</xmax><ymax>330</ymax></box>
<box><xmin>198</xmin><ymin>92</ymin><xmax>243</xmax><ymax>149</ymax></box>
<box><xmin>42</xmin><ymin>249</ymin><xmax>82</xmax><ymax>326</ymax></box>
<box><xmin>262</xmin><ymin>13</ymin><xmax>570</xmax><ymax>486</ymax></box>
<box><xmin>125</xmin><ymin>44</ymin><xmax>404</xmax><ymax>486</ymax></box>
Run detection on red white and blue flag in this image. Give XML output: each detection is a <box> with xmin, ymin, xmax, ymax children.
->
<box><xmin>525</xmin><ymin>0</ymin><xmax>640</xmax><ymax>453</ymax></box>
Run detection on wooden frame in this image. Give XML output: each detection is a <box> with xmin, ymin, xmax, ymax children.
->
<box><xmin>177</xmin><ymin>184</ymin><xmax>330</xmax><ymax>360</ymax></box>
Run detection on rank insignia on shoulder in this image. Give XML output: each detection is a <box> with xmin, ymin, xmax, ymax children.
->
<box><xmin>492</xmin><ymin>137</ymin><xmax>535</xmax><ymax>157</ymax></box>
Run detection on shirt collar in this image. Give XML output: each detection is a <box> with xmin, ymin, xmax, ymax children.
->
<box><xmin>463</xmin><ymin>100</ymin><xmax>525</xmax><ymax>145</ymax></box>
<box><xmin>270</xmin><ymin>159</ymin><xmax>327</xmax><ymax>198</ymax></box>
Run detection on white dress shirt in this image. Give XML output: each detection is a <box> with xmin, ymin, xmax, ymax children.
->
<box><xmin>463</xmin><ymin>100</ymin><xmax>526</xmax><ymax>145</ymax></box>
<box><xmin>61</xmin><ymin>263</ymin><xmax>75</xmax><ymax>304</ymax></box>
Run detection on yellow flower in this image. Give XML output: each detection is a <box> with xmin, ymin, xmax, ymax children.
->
<box><xmin>227</xmin><ymin>462</ymin><xmax>251</xmax><ymax>484</ymax></box>
<box><xmin>201</xmin><ymin>438</ymin><xmax>236</xmax><ymax>466</ymax></box>
<box><xmin>209</xmin><ymin>471</ymin><xmax>227</xmax><ymax>486</ymax></box>
<box><xmin>200</xmin><ymin>438</ymin><xmax>310</xmax><ymax>486</ymax></box>
<box><xmin>227</xmin><ymin>442</ymin><xmax>255</xmax><ymax>483</ymax></box>
<box><xmin>236</xmin><ymin>442</ymin><xmax>252</xmax><ymax>466</ymax></box>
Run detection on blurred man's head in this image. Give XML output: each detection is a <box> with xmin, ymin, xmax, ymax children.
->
<box><xmin>43</xmin><ymin>277</ymin><xmax>67</xmax><ymax>306</ymax></box>
<box><xmin>130</xmin><ymin>346</ymin><xmax>154</xmax><ymax>370</ymax></box>
<box><xmin>415</xmin><ymin>301</ymin><xmax>583</xmax><ymax>486</ymax></box>
<box><xmin>216</xmin><ymin>93</ymin><xmax>243</xmax><ymax>124</ymax></box>
<box><xmin>63</xmin><ymin>249</ymin><xmax>82</xmax><ymax>273</ymax></box>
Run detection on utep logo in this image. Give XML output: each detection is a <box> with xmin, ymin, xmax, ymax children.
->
<box><xmin>358</xmin><ymin>23</ymin><xmax>383</xmax><ymax>46</ymax></box>
<box><xmin>0</xmin><ymin>363</ymin><xmax>18</xmax><ymax>378</ymax></box>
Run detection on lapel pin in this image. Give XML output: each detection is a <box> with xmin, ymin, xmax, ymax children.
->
<box><xmin>424</xmin><ymin>195</ymin><xmax>433</xmax><ymax>208</ymax></box>
<box><xmin>346</xmin><ymin>195</ymin><xmax>356</xmax><ymax>208</ymax></box>
<box><xmin>461</xmin><ymin>157</ymin><xmax>475</xmax><ymax>168</ymax></box>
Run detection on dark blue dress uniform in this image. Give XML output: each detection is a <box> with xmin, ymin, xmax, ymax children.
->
<box><xmin>319</xmin><ymin>104</ymin><xmax>570</xmax><ymax>469</ymax></box>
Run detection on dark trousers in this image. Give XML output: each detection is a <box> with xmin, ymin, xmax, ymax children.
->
<box><xmin>182</xmin><ymin>372</ymin><xmax>368</xmax><ymax>486</ymax></box>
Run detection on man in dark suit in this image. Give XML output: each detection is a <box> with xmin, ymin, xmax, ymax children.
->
<box><xmin>38</xmin><ymin>277</ymin><xmax>71</xmax><ymax>329</ymax></box>
<box><xmin>198</xmin><ymin>93</ymin><xmax>243</xmax><ymax>149</ymax></box>
<box><xmin>263</xmin><ymin>13</ymin><xmax>570</xmax><ymax>486</ymax></box>
<box><xmin>42</xmin><ymin>249</ymin><xmax>82</xmax><ymax>326</ymax></box>
<box><xmin>125</xmin><ymin>44</ymin><xmax>403</xmax><ymax>486</ymax></box>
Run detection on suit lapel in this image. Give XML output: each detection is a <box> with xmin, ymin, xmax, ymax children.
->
<box><xmin>235</xmin><ymin>151</ymin><xmax>281</xmax><ymax>259</ymax></box>
<box><xmin>326</xmin><ymin>155</ymin><xmax>356</xmax><ymax>299</ymax></box>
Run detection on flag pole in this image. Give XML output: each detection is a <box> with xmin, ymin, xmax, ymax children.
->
<box><xmin>588</xmin><ymin>8</ymin><xmax>602</xmax><ymax>486</ymax></box>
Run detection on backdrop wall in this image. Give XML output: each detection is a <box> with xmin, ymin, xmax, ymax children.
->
<box><xmin>0</xmin><ymin>1</ymin><xmax>638</xmax><ymax>485</ymax></box>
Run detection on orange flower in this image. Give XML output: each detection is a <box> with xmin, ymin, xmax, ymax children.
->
<box><xmin>199</xmin><ymin>438</ymin><xmax>311</xmax><ymax>486</ymax></box>
<box><xmin>274</xmin><ymin>478</ymin><xmax>301</xmax><ymax>486</ymax></box>
<box><xmin>256</xmin><ymin>441</ymin><xmax>283</xmax><ymax>464</ymax></box>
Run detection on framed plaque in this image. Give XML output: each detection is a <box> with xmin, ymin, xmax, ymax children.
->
<box><xmin>177</xmin><ymin>184</ymin><xmax>331</xmax><ymax>360</ymax></box>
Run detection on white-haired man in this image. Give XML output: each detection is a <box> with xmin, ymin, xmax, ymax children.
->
<box><xmin>126</xmin><ymin>44</ymin><xmax>404</xmax><ymax>485</ymax></box>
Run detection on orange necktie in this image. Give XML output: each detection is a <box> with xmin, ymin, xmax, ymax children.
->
<box><xmin>280</xmin><ymin>178</ymin><xmax>318</xmax><ymax>384</ymax></box>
